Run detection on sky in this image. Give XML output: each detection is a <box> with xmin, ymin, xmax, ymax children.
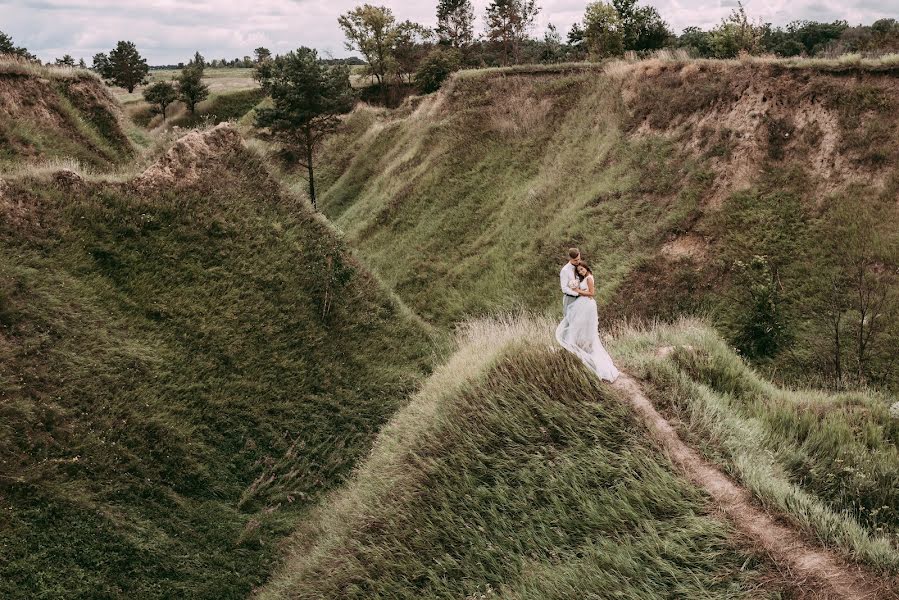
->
<box><xmin>2</xmin><ymin>0</ymin><xmax>898</xmax><ymax>65</ymax></box>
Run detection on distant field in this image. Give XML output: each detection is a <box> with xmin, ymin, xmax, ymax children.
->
<box><xmin>109</xmin><ymin>67</ymin><xmax>259</xmax><ymax>104</ymax></box>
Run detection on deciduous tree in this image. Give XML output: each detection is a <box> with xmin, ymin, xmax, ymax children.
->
<box><xmin>583</xmin><ymin>1</ymin><xmax>624</xmax><ymax>58</ymax></box>
<box><xmin>338</xmin><ymin>5</ymin><xmax>403</xmax><ymax>102</ymax></box>
<box><xmin>612</xmin><ymin>0</ymin><xmax>672</xmax><ymax>51</ymax></box>
<box><xmin>143</xmin><ymin>81</ymin><xmax>178</xmax><ymax>121</ymax></box>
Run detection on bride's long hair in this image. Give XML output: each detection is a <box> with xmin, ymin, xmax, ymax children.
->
<box><xmin>575</xmin><ymin>262</ymin><xmax>593</xmax><ymax>281</ymax></box>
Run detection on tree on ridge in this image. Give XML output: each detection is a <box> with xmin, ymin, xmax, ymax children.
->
<box><xmin>485</xmin><ymin>0</ymin><xmax>540</xmax><ymax>66</ymax></box>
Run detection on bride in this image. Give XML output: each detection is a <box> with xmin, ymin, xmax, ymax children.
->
<box><xmin>555</xmin><ymin>262</ymin><xmax>620</xmax><ymax>382</ymax></box>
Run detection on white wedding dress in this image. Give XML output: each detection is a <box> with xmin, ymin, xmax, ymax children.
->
<box><xmin>555</xmin><ymin>275</ymin><xmax>620</xmax><ymax>382</ymax></box>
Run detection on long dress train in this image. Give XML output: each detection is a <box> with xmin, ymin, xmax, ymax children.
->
<box><xmin>555</xmin><ymin>276</ymin><xmax>619</xmax><ymax>382</ymax></box>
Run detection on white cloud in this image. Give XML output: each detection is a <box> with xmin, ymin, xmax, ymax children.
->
<box><xmin>1</xmin><ymin>0</ymin><xmax>896</xmax><ymax>64</ymax></box>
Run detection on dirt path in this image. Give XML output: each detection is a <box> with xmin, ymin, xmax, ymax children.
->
<box><xmin>612</xmin><ymin>370</ymin><xmax>895</xmax><ymax>600</ymax></box>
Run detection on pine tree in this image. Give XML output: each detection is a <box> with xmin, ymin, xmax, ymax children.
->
<box><xmin>97</xmin><ymin>41</ymin><xmax>149</xmax><ymax>93</ymax></box>
<box><xmin>254</xmin><ymin>47</ymin><xmax>355</xmax><ymax>208</ymax></box>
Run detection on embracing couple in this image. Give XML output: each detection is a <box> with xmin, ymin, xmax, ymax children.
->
<box><xmin>556</xmin><ymin>248</ymin><xmax>620</xmax><ymax>383</ymax></box>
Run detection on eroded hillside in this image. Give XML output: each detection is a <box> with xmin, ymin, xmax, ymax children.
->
<box><xmin>0</xmin><ymin>60</ymin><xmax>133</xmax><ymax>168</ymax></box>
<box><xmin>0</xmin><ymin>124</ymin><xmax>434</xmax><ymax>598</ymax></box>
<box><xmin>316</xmin><ymin>60</ymin><xmax>899</xmax><ymax>386</ymax></box>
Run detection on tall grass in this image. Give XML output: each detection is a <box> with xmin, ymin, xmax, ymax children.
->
<box><xmin>258</xmin><ymin>315</ymin><xmax>777</xmax><ymax>599</ymax></box>
<box><xmin>307</xmin><ymin>58</ymin><xmax>899</xmax><ymax>389</ymax></box>
<box><xmin>0</xmin><ymin>146</ymin><xmax>436</xmax><ymax>597</ymax></box>
<box><xmin>0</xmin><ymin>55</ymin><xmax>97</xmax><ymax>79</ymax></box>
<box><xmin>613</xmin><ymin>319</ymin><xmax>899</xmax><ymax>573</ymax></box>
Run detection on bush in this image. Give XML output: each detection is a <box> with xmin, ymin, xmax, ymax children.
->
<box><xmin>414</xmin><ymin>48</ymin><xmax>460</xmax><ymax>94</ymax></box>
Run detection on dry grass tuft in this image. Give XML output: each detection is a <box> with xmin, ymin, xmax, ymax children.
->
<box><xmin>0</xmin><ymin>54</ymin><xmax>97</xmax><ymax>80</ymax></box>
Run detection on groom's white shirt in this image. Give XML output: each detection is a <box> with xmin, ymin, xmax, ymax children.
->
<box><xmin>560</xmin><ymin>262</ymin><xmax>578</xmax><ymax>297</ymax></box>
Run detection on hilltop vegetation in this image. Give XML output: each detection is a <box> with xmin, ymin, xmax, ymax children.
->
<box><xmin>313</xmin><ymin>59</ymin><xmax>899</xmax><ymax>389</ymax></box>
<box><xmin>0</xmin><ymin>125</ymin><xmax>434</xmax><ymax>597</ymax></box>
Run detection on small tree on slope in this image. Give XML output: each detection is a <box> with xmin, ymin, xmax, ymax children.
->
<box><xmin>143</xmin><ymin>81</ymin><xmax>178</xmax><ymax>121</ymax></box>
<box><xmin>178</xmin><ymin>57</ymin><xmax>209</xmax><ymax>114</ymax></box>
<box><xmin>255</xmin><ymin>48</ymin><xmax>354</xmax><ymax>209</ymax></box>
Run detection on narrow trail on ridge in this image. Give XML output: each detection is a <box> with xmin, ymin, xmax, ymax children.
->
<box><xmin>612</xmin><ymin>356</ymin><xmax>897</xmax><ymax>600</ymax></box>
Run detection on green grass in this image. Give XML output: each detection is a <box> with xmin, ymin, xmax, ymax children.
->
<box><xmin>170</xmin><ymin>88</ymin><xmax>268</xmax><ymax>128</ymax></box>
<box><xmin>0</xmin><ymin>145</ymin><xmax>436</xmax><ymax>597</ymax></box>
<box><xmin>258</xmin><ymin>316</ymin><xmax>779</xmax><ymax>599</ymax></box>
<box><xmin>309</xmin><ymin>61</ymin><xmax>899</xmax><ymax>388</ymax></box>
<box><xmin>613</xmin><ymin>319</ymin><xmax>899</xmax><ymax>572</ymax></box>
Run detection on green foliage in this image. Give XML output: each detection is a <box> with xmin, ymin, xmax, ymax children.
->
<box><xmin>612</xmin><ymin>0</ymin><xmax>672</xmax><ymax>51</ymax></box>
<box><xmin>0</xmin><ymin>30</ymin><xmax>36</xmax><ymax>61</ymax></box>
<box><xmin>0</xmin><ymin>150</ymin><xmax>434</xmax><ymax>597</ymax></box>
<box><xmin>484</xmin><ymin>0</ymin><xmax>541</xmax><ymax>65</ymax></box>
<box><xmin>338</xmin><ymin>4</ymin><xmax>401</xmax><ymax>88</ymax></box>
<box><xmin>177</xmin><ymin>59</ymin><xmax>210</xmax><ymax>114</ymax></box>
<box><xmin>255</xmin><ymin>47</ymin><xmax>354</xmax><ymax>207</ymax></box>
<box><xmin>96</xmin><ymin>41</ymin><xmax>149</xmax><ymax>93</ymax></box>
<box><xmin>583</xmin><ymin>1</ymin><xmax>624</xmax><ymax>58</ymax></box>
<box><xmin>54</xmin><ymin>54</ymin><xmax>76</xmax><ymax>67</ymax></box>
<box><xmin>436</xmin><ymin>0</ymin><xmax>475</xmax><ymax>48</ymax></box>
<box><xmin>254</xmin><ymin>47</ymin><xmax>272</xmax><ymax>63</ymax></box>
<box><xmin>414</xmin><ymin>47</ymin><xmax>460</xmax><ymax>93</ymax></box>
<box><xmin>142</xmin><ymin>80</ymin><xmax>177</xmax><ymax>121</ymax></box>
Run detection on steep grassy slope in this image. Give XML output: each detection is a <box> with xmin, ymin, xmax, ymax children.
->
<box><xmin>0</xmin><ymin>126</ymin><xmax>434</xmax><ymax>597</ymax></box>
<box><xmin>259</xmin><ymin>317</ymin><xmax>779</xmax><ymax>599</ymax></box>
<box><xmin>615</xmin><ymin>320</ymin><xmax>899</xmax><ymax>573</ymax></box>
<box><xmin>0</xmin><ymin>60</ymin><xmax>132</xmax><ymax>168</ymax></box>
<box><xmin>315</xmin><ymin>60</ymin><xmax>899</xmax><ymax>387</ymax></box>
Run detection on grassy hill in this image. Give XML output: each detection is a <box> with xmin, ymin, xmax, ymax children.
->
<box><xmin>257</xmin><ymin>316</ymin><xmax>898</xmax><ymax>598</ymax></box>
<box><xmin>0</xmin><ymin>125</ymin><xmax>435</xmax><ymax>598</ymax></box>
<box><xmin>313</xmin><ymin>58</ymin><xmax>899</xmax><ymax>388</ymax></box>
<box><xmin>258</xmin><ymin>317</ymin><xmax>780</xmax><ymax>599</ymax></box>
<box><xmin>615</xmin><ymin>319</ymin><xmax>899</xmax><ymax>572</ymax></box>
<box><xmin>0</xmin><ymin>59</ymin><xmax>133</xmax><ymax>169</ymax></box>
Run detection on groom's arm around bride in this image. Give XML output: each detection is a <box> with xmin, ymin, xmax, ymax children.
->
<box><xmin>560</xmin><ymin>247</ymin><xmax>581</xmax><ymax>316</ymax></box>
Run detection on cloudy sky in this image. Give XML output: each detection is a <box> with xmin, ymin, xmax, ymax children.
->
<box><xmin>2</xmin><ymin>0</ymin><xmax>897</xmax><ymax>65</ymax></box>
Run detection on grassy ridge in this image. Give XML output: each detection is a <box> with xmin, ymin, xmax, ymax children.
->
<box><xmin>614</xmin><ymin>320</ymin><xmax>899</xmax><ymax>572</ymax></box>
<box><xmin>259</xmin><ymin>317</ymin><xmax>775</xmax><ymax>599</ymax></box>
<box><xmin>0</xmin><ymin>64</ymin><xmax>132</xmax><ymax>169</ymax></box>
<box><xmin>314</xmin><ymin>61</ymin><xmax>899</xmax><ymax>387</ymax></box>
<box><xmin>0</xmin><ymin>145</ymin><xmax>434</xmax><ymax>597</ymax></box>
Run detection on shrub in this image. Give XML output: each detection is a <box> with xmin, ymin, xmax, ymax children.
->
<box><xmin>414</xmin><ymin>48</ymin><xmax>461</xmax><ymax>94</ymax></box>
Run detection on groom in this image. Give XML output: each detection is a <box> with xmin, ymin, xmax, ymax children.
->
<box><xmin>560</xmin><ymin>247</ymin><xmax>581</xmax><ymax>315</ymax></box>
